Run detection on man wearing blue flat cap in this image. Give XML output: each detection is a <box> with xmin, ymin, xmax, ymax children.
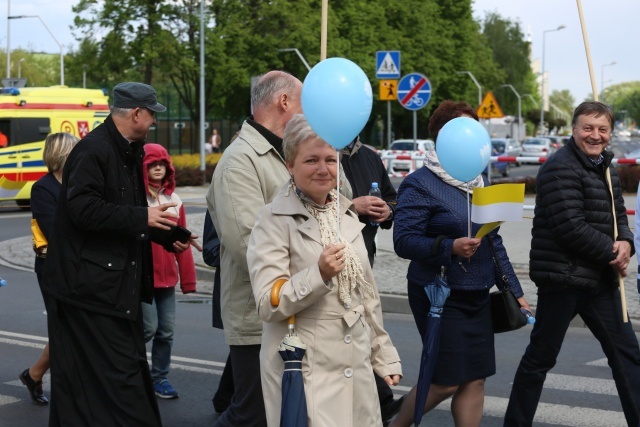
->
<box><xmin>44</xmin><ymin>82</ymin><xmax>199</xmax><ymax>426</ymax></box>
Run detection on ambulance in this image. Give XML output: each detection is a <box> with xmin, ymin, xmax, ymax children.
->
<box><xmin>0</xmin><ymin>86</ymin><xmax>110</xmax><ymax>208</ymax></box>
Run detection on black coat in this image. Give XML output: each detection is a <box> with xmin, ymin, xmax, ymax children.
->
<box><xmin>43</xmin><ymin>115</ymin><xmax>154</xmax><ymax>320</ymax></box>
<box><xmin>31</xmin><ymin>173</ymin><xmax>60</xmax><ymax>275</ymax></box>
<box><xmin>530</xmin><ymin>138</ymin><xmax>634</xmax><ymax>292</ymax></box>
<box><xmin>341</xmin><ymin>142</ymin><xmax>396</xmax><ymax>266</ymax></box>
<box><xmin>202</xmin><ymin>210</ymin><xmax>223</xmax><ymax>329</ymax></box>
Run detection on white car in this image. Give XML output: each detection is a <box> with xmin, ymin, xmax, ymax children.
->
<box><xmin>383</xmin><ymin>139</ymin><xmax>434</xmax><ymax>174</ymax></box>
<box><xmin>520</xmin><ymin>137</ymin><xmax>555</xmax><ymax>163</ymax></box>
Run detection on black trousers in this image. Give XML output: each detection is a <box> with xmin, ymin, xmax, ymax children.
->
<box><xmin>48</xmin><ymin>300</ymin><xmax>162</xmax><ymax>427</ymax></box>
<box><xmin>213</xmin><ymin>344</ymin><xmax>267</xmax><ymax>427</ymax></box>
<box><xmin>504</xmin><ymin>287</ymin><xmax>640</xmax><ymax>426</ymax></box>
<box><xmin>213</xmin><ymin>353</ymin><xmax>235</xmax><ymax>413</ymax></box>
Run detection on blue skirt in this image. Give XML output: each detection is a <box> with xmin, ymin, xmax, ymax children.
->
<box><xmin>408</xmin><ymin>280</ymin><xmax>496</xmax><ymax>385</ymax></box>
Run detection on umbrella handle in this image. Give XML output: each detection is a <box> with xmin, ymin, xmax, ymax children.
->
<box><xmin>270</xmin><ymin>278</ymin><xmax>288</xmax><ymax>306</ymax></box>
<box><xmin>270</xmin><ymin>278</ymin><xmax>297</xmax><ymax>333</ymax></box>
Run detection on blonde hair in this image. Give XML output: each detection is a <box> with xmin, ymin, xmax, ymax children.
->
<box><xmin>283</xmin><ymin>114</ymin><xmax>323</xmax><ymax>162</ymax></box>
<box><xmin>43</xmin><ymin>132</ymin><xmax>80</xmax><ymax>173</ymax></box>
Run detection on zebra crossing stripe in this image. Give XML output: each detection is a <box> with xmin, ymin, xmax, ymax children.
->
<box><xmin>0</xmin><ymin>395</ymin><xmax>20</xmax><ymax>405</ymax></box>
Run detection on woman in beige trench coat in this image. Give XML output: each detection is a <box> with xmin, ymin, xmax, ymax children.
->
<box><xmin>247</xmin><ymin>114</ymin><xmax>402</xmax><ymax>427</ymax></box>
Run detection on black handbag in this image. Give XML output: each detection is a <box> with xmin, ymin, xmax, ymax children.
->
<box><xmin>489</xmin><ymin>241</ymin><xmax>526</xmax><ymax>333</ymax></box>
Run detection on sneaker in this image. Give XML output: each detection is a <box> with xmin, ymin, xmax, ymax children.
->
<box><xmin>154</xmin><ymin>380</ymin><xmax>179</xmax><ymax>399</ymax></box>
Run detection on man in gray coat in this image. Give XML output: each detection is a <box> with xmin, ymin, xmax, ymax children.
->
<box><xmin>206</xmin><ymin>70</ymin><xmax>303</xmax><ymax>426</ymax></box>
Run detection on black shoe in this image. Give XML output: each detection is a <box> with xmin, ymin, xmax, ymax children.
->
<box><xmin>381</xmin><ymin>395</ymin><xmax>405</xmax><ymax>423</ymax></box>
<box><xmin>19</xmin><ymin>369</ymin><xmax>49</xmax><ymax>405</ymax></box>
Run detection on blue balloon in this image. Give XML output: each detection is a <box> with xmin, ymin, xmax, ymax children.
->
<box><xmin>435</xmin><ymin>117</ymin><xmax>491</xmax><ymax>182</ymax></box>
<box><xmin>302</xmin><ymin>58</ymin><xmax>372</xmax><ymax>150</ymax></box>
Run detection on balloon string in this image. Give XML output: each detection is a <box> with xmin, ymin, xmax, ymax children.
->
<box><xmin>467</xmin><ymin>182</ymin><xmax>471</xmax><ymax>238</ymax></box>
<box><xmin>336</xmin><ymin>148</ymin><xmax>340</xmax><ymax>242</ymax></box>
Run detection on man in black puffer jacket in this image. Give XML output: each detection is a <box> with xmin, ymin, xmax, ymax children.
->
<box><xmin>504</xmin><ymin>102</ymin><xmax>640</xmax><ymax>427</ymax></box>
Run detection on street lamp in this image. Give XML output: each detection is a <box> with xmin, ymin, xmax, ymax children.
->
<box><xmin>522</xmin><ymin>94</ymin><xmax>539</xmax><ymax>108</ymax></box>
<box><xmin>277</xmin><ymin>48</ymin><xmax>311</xmax><ymax>72</ymax></box>
<box><xmin>8</xmin><ymin>15</ymin><xmax>64</xmax><ymax>85</ymax></box>
<box><xmin>456</xmin><ymin>70</ymin><xmax>481</xmax><ymax>107</ymax></box>
<box><xmin>539</xmin><ymin>25</ymin><xmax>565</xmax><ymax>135</ymax></box>
<box><xmin>6</xmin><ymin>0</ymin><xmax>11</xmax><ymax>79</ymax></box>
<box><xmin>17</xmin><ymin>58</ymin><xmax>24</xmax><ymax>78</ymax></box>
<box><xmin>601</xmin><ymin>61</ymin><xmax>616</xmax><ymax>101</ymax></box>
<box><xmin>501</xmin><ymin>84</ymin><xmax>522</xmax><ymax>141</ymax></box>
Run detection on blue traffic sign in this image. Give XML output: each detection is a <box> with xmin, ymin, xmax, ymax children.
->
<box><xmin>376</xmin><ymin>51</ymin><xmax>401</xmax><ymax>79</ymax></box>
<box><xmin>397</xmin><ymin>73</ymin><xmax>431</xmax><ymax>111</ymax></box>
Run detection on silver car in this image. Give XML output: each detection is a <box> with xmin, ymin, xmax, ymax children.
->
<box><xmin>385</xmin><ymin>139</ymin><xmax>435</xmax><ymax>174</ymax></box>
<box><xmin>521</xmin><ymin>137</ymin><xmax>554</xmax><ymax>163</ymax></box>
<box><xmin>491</xmin><ymin>138</ymin><xmax>522</xmax><ymax>166</ymax></box>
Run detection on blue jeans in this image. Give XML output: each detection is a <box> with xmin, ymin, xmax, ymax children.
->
<box><xmin>142</xmin><ymin>287</ymin><xmax>176</xmax><ymax>384</ymax></box>
<box><xmin>504</xmin><ymin>287</ymin><xmax>640</xmax><ymax>426</ymax></box>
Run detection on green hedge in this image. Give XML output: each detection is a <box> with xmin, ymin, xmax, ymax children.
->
<box><xmin>172</xmin><ymin>153</ymin><xmax>220</xmax><ymax>186</ymax></box>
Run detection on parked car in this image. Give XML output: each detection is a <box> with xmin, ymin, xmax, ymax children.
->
<box><xmin>489</xmin><ymin>146</ymin><xmax>509</xmax><ymax>177</ymax></box>
<box><xmin>384</xmin><ymin>139</ymin><xmax>435</xmax><ymax>174</ymax></box>
<box><xmin>624</xmin><ymin>147</ymin><xmax>640</xmax><ymax>159</ymax></box>
<box><xmin>386</xmin><ymin>139</ymin><xmax>435</xmax><ymax>153</ymax></box>
<box><xmin>547</xmin><ymin>136</ymin><xmax>566</xmax><ymax>150</ymax></box>
<box><xmin>520</xmin><ymin>137</ymin><xmax>555</xmax><ymax>163</ymax></box>
<box><xmin>491</xmin><ymin>138</ymin><xmax>522</xmax><ymax>166</ymax></box>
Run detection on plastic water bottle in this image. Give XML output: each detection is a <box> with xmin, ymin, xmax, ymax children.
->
<box><xmin>0</xmin><ymin>277</ymin><xmax>6</xmax><ymax>287</ymax></box>
<box><xmin>521</xmin><ymin>308</ymin><xmax>536</xmax><ymax>324</ymax></box>
<box><xmin>369</xmin><ymin>182</ymin><xmax>382</xmax><ymax>227</ymax></box>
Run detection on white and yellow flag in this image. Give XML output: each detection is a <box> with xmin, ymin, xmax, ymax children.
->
<box><xmin>472</xmin><ymin>183</ymin><xmax>525</xmax><ymax>238</ymax></box>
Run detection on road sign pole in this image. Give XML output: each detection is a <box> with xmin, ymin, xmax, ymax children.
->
<box><xmin>387</xmin><ymin>101</ymin><xmax>391</xmax><ymax>149</ymax></box>
<box><xmin>413</xmin><ymin>110</ymin><xmax>417</xmax><ymax>144</ymax></box>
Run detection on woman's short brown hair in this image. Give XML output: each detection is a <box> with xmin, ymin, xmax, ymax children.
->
<box><xmin>42</xmin><ymin>132</ymin><xmax>80</xmax><ymax>173</ymax></box>
<box><xmin>428</xmin><ymin>100</ymin><xmax>479</xmax><ymax>143</ymax></box>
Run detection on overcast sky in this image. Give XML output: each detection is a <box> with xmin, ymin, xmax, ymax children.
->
<box><xmin>1</xmin><ymin>0</ymin><xmax>638</xmax><ymax>105</ymax></box>
<box><xmin>473</xmin><ymin>0</ymin><xmax>639</xmax><ymax>104</ymax></box>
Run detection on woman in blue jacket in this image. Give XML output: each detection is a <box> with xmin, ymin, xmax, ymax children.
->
<box><xmin>390</xmin><ymin>101</ymin><xmax>531</xmax><ymax>427</ymax></box>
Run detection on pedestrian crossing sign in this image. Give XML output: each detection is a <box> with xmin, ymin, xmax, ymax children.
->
<box><xmin>477</xmin><ymin>91</ymin><xmax>504</xmax><ymax>119</ymax></box>
<box><xmin>379</xmin><ymin>80</ymin><xmax>398</xmax><ymax>101</ymax></box>
<box><xmin>376</xmin><ymin>51</ymin><xmax>401</xmax><ymax>79</ymax></box>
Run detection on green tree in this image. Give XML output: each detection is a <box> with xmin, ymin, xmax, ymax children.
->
<box><xmin>480</xmin><ymin>12</ymin><xmax>538</xmax><ymax>122</ymax></box>
<box><xmin>72</xmin><ymin>0</ymin><xmax>174</xmax><ymax>85</ymax></box>
<box><xmin>550</xmin><ymin>89</ymin><xmax>575</xmax><ymax>114</ymax></box>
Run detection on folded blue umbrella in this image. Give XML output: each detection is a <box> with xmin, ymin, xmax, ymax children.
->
<box><xmin>278</xmin><ymin>333</ymin><xmax>308</xmax><ymax>427</ymax></box>
<box><xmin>414</xmin><ymin>267</ymin><xmax>450</xmax><ymax>426</ymax></box>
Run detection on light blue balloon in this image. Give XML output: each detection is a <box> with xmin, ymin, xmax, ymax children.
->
<box><xmin>435</xmin><ymin>117</ymin><xmax>491</xmax><ymax>182</ymax></box>
<box><xmin>302</xmin><ymin>58</ymin><xmax>373</xmax><ymax>150</ymax></box>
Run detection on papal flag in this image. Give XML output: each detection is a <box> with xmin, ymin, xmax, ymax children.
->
<box><xmin>472</xmin><ymin>183</ymin><xmax>525</xmax><ymax>238</ymax></box>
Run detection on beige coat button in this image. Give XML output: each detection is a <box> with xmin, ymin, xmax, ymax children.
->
<box><xmin>344</xmin><ymin>368</ymin><xmax>353</xmax><ymax>378</ymax></box>
<box><xmin>344</xmin><ymin>335</ymin><xmax>352</xmax><ymax>344</ymax></box>
<box><xmin>299</xmin><ymin>286</ymin><xmax>309</xmax><ymax>296</ymax></box>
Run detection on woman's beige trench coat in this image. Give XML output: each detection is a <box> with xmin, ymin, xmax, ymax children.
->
<box><xmin>248</xmin><ymin>184</ymin><xmax>402</xmax><ymax>427</ymax></box>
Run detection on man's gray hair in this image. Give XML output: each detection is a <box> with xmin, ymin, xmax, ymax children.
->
<box><xmin>283</xmin><ymin>114</ymin><xmax>322</xmax><ymax>162</ymax></box>
<box><xmin>251</xmin><ymin>71</ymin><xmax>298</xmax><ymax>112</ymax></box>
<box><xmin>111</xmin><ymin>106</ymin><xmax>134</xmax><ymax>117</ymax></box>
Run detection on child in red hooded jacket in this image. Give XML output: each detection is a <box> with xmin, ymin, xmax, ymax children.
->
<box><xmin>142</xmin><ymin>143</ymin><xmax>196</xmax><ymax>399</ymax></box>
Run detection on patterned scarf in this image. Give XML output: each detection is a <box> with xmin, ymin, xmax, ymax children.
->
<box><xmin>424</xmin><ymin>150</ymin><xmax>484</xmax><ymax>194</ymax></box>
<box><xmin>295</xmin><ymin>186</ymin><xmax>375</xmax><ymax>306</ymax></box>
